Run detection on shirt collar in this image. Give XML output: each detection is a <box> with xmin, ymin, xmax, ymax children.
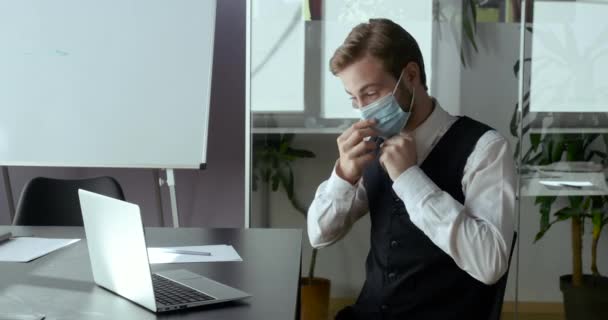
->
<box><xmin>413</xmin><ymin>98</ymin><xmax>458</xmax><ymax>163</ymax></box>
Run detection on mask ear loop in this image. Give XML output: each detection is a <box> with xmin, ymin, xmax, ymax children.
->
<box><xmin>408</xmin><ymin>87</ymin><xmax>416</xmax><ymax>113</ymax></box>
<box><xmin>392</xmin><ymin>70</ymin><xmax>414</xmax><ymax>112</ymax></box>
<box><xmin>396</xmin><ymin>70</ymin><xmax>415</xmax><ymax>133</ymax></box>
<box><xmin>392</xmin><ymin>70</ymin><xmax>404</xmax><ymax>96</ymax></box>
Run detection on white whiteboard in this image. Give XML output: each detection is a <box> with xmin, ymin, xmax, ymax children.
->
<box><xmin>0</xmin><ymin>0</ymin><xmax>216</xmax><ymax>169</ymax></box>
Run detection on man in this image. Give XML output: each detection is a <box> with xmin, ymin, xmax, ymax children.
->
<box><xmin>307</xmin><ymin>18</ymin><xmax>515</xmax><ymax>320</ymax></box>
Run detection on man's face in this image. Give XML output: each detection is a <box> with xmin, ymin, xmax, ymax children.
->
<box><xmin>337</xmin><ymin>55</ymin><xmax>408</xmax><ymax>110</ymax></box>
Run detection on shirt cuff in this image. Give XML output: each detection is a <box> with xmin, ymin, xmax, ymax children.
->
<box><xmin>326</xmin><ymin>165</ymin><xmax>359</xmax><ymax>198</ymax></box>
<box><xmin>392</xmin><ymin>165</ymin><xmax>439</xmax><ymax>206</ymax></box>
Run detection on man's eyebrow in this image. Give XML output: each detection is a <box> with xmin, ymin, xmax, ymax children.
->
<box><xmin>345</xmin><ymin>83</ymin><xmax>381</xmax><ymax>96</ymax></box>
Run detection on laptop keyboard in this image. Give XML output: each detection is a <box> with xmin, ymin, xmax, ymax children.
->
<box><xmin>152</xmin><ymin>274</ymin><xmax>214</xmax><ymax>306</ymax></box>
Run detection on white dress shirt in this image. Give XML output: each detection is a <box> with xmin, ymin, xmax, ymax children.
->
<box><xmin>307</xmin><ymin>100</ymin><xmax>516</xmax><ymax>285</ymax></box>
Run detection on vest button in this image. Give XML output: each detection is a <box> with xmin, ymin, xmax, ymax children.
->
<box><xmin>393</xmin><ymin>197</ymin><xmax>401</xmax><ymax>203</ymax></box>
<box><xmin>381</xmin><ymin>304</ymin><xmax>388</xmax><ymax>311</ymax></box>
<box><xmin>390</xmin><ymin>240</ymin><xmax>399</xmax><ymax>248</ymax></box>
<box><xmin>388</xmin><ymin>272</ymin><xmax>396</xmax><ymax>280</ymax></box>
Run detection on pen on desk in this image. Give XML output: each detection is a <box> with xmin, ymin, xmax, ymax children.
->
<box><xmin>161</xmin><ymin>249</ymin><xmax>212</xmax><ymax>256</ymax></box>
<box><xmin>559</xmin><ymin>183</ymin><xmax>583</xmax><ymax>189</ymax></box>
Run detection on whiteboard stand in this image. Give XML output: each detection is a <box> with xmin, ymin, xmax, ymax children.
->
<box><xmin>159</xmin><ymin>169</ymin><xmax>180</xmax><ymax>228</ymax></box>
<box><xmin>1</xmin><ymin>166</ymin><xmax>15</xmax><ymax>221</ymax></box>
<box><xmin>153</xmin><ymin>170</ymin><xmax>166</xmax><ymax>227</ymax></box>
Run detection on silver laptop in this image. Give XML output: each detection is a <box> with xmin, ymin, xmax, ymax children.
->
<box><xmin>78</xmin><ymin>189</ymin><xmax>250</xmax><ymax>313</ymax></box>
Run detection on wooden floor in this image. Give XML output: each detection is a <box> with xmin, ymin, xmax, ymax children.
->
<box><xmin>328</xmin><ymin>298</ymin><xmax>564</xmax><ymax>320</ymax></box>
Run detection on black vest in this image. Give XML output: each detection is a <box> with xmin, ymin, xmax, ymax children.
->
<box><xmin>352</xmin><ymin>116</ymin><xmax>497</xmax><ymax>320</ymax></box>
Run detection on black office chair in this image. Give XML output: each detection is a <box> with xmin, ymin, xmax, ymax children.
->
<box><xmin>12</xmin><ymin>176</ymin><xmax>125</xmax><ymax>226</ymax></box>
<box><xmin>489</xmin><ymin>232</ymin><xmax>518</xmax><ymax>320</ymax></box>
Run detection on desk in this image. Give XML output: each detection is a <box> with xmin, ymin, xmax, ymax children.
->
<box><xmin>0</xmin><ymin>226</ymin><xmax>302</xmax><ymax>320</ymax></box>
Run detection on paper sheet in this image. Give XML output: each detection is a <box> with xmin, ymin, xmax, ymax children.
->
<box><xmin>147</xmin><ymin>245</ymin><xmax>242</xmax><ymax>264</ymax></box>
<box><xmin>0</xmin><ymin>237</ymin><xmax>80</xmax><ymax>262</ymax></box>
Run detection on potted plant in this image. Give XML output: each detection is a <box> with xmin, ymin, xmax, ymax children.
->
<box><xmin>511</xmin><ymin>57</ymin><xmax>608</xmax><ymax>319</ymax></box>
<box><xmin>251</xmin><ymin>133</ymin><xmax>330</xmax><ymax>320</ymax></box>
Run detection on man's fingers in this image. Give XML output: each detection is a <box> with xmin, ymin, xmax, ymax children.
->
<box><xmin>378</xmin><ymin>152</ymin><xmax>387</xmax><ymax>171</ymax></box>
<box><xmin>337</xmin><ymin>126</ymin><xmax>354</xmax><ymax>143</ymax></box>
<box><xmin>347</xmin><ymin>140</ymin><xmax>377</xmax><ymax>159</ymax></box>
<box><xmin>338</xmin><ymin>119</ymin><xmax>377</xmax><ymax>144</ymax></box>
<box><xmin>343</xmin><ymin>128</ymin><xmax>380</xmax><ymax>149</ymax></box>
<box><xmin>352</xmin><ymin>118</ymin><xmax>377</xmax><ymax>130</ymax></box>
<box><xmin>353</xmin><ymin>152</ymin><xmax>375</xmax><ymax>168</ymax></box>
<box><xmin>383</xmin><ymin>134</ymin><xmax>414</xmax><ymax>147</ymax></box>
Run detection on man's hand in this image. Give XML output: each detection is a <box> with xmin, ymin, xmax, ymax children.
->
<box><xmin>336</xmin><ymin>119</ymin><xmax>379</xmax><ymax>185</ymax></box>
<box><xmin>379</xmin><ymin>132</ymin><xmax>417</xmax><ymax>181</ymax></box>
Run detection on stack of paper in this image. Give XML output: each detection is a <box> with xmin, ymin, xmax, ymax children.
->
<box><xmin>0</xmin><ymin>237</ymin><xmax>80</xmax><ymax>262</ymax></box>
<box><xmin>147</xmin><ymin>245</ymin><xmax>242</xmax><ymax>264</ymax></box>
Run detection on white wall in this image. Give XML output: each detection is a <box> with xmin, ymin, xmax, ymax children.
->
<box><xmin>260</xmin><ymin>23</ymin><xmax>608</xmax><ymax>302</ymax></box>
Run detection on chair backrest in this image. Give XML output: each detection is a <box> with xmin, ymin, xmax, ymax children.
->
<box><xmin>488</xmin><ymin>232</ymin><xmax>518</xmax><ymax>320</ymax></box>
<box><xmin>12</xmin><ymin>176</ymin><xmax>125</xmax><ymax>226</ymax></box>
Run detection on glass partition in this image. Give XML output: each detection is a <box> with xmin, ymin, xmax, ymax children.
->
<box><xmin>516</xmin><ymin>1</ymin><xmax>608</xmax><ymax>319</ymax></box>
<box><xmin>244</xmin><ymin>1</ymin><xmax>608</xmax><ymax>319</ymax></box>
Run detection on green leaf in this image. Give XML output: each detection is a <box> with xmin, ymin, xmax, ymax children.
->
<box><xmin>539</xmin><ymin>139</ymin><xmax>553</xmax><ymax>165</ymax></box>
<box><xmin>513</xmin><ymin>141</ymin><xmax>521</xmax><ymax>160</ymax></box>
<box><xmin>261</xmin><ymin>134</ymin><xmax>281</xmax><ymax>148</ymax></box>
<box><xmin>523</xmin><ymin>91</ymin><xmax>530</xmax><ymax>104</ymax></box>
<box><xmin>463</xmin><ymin>18</ymin><xmax>478</xmax><ymax>52</ymax></box>
<box><xmin>554</xmin><ymin>207</ymin><xmax>577</xmax><ymax>221</ymax></box>
<box><xmin>591</xmin><ymin>196</ymin><xmax>604</xmax><ymax>209</ymax></box>
<box><xmin>271</xmin><ymin>156</ymin><xmax>279</xmax><ymax>169</ymax></box>
<box><xmin>528</xmin><ymin>152</ymin><xmax>544</xmax><ymax>165</ymax></box>
<box><xmin>582</xmin><ymin>133</ymin><xmax>599</xmax><ymax>150</ymax></box>
<box><xmin>551</xmin><ymin>140</ymin><xmax>565</xmax><ymax>162</ymax></box>
<box><xmin>530</xmin><ymin>134</ymin><xmax>542</xmax><ymax>152</ymax></box>
<box><xmin>592</xmin><ymin>210</ymin><xmax>603</xmax><ymax>227</ymax></box>
<box><xmin>262</xmin><ymin>168</ymin><xmax>271</xmax><ymax>183</ymax></box>
<box><xmin>566</xmin><ymin>140</ymin><xmax>584</xmax><ymax>161</ymax></box>
<box><xmin>534</xmin><ymin>230</ymin><xmax>547</xmax><ymax>243</ymax></box>
<box><xmin>583</xmin><ymin>197</ymin><xmax>592</xmax><ymax>211</ymax></box>
<box><xmin>592</xmin><ymin>210</ymin><xmax>604</xmax><ymax>238</ymax></box>
<box><xmin>469</xmin><ymin>0</ymin><xmax>477</xmax><ymax>32</ymax></box>
<box><xmin>510</xmin><ymin>104</ymin><xmax>520</xmax><ymax>137</ymax></box>
<box><xmin>279</xmin><ymin>140</ymin><xmax>288</xmax><ymax>154</ymax></box>
<box><xmin>276</xmin><ymin>166</ymin><xmax>294</xmax><ymax>199</ymax></box>
<box><xmin>460</xmin><ymin>48</ymin><xmax>467</xmax><ymax>67</ymax></box>
<box><xmin>281</xmin><ymin>154</ymin><xmax>297</xmax><ymax>162</ymax></box>
<box><xmin>252</xmin><ymin>174</ymin><xmax>259</xmax><ymax>191</ymax></box>
<box><xmin>287</xmin><ymin>148</ymin><xmax>316</xmax><ymax>158</ymax></box>
<box><xmin>281</xmin><ymin>134</ymin><xmax>295</xmax><ymax>145</ymax></box>
<box><xmin>569</xmin><ymin>196</ymin><xmax>584</xmax><ymax>209</ymax></box>
<box><xmin>513</xmin><ymin>58</ymin><xmax>532</xmax><ymax>77</ymax></box>
<box><xmin>540</xmin><ymin>202</ymin><xmax>551</xmax><ymax>231</ymax></box>
<box><xmin>586</xmin><ymin>150</ymin><xmax>607</xmax><ymax>162</ymax></box>
<box><xmin>271</xmin><ymin>172</ymin><xmax>280</xmax><ymax>191</ymax></box>
<box><xmin>535</xmin><ymin>196</ymin><xmax>556</xmax><ymax>206</ymax></box>
<box><xmin>287</xmin><ymin>167</ymin><xmax>295</xmax><ymax>199</ymax></box>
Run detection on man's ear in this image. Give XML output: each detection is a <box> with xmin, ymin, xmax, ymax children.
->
<box><xmin>403</xmin><ymin>62</ymin><xmax>420</xmax><ymax>87</ymax></box>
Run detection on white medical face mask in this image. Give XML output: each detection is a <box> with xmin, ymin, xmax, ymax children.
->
<box><xmin>357</xmin><ymin>72</ymin><xmax>415</xmax><ymax>138</ymax></box>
